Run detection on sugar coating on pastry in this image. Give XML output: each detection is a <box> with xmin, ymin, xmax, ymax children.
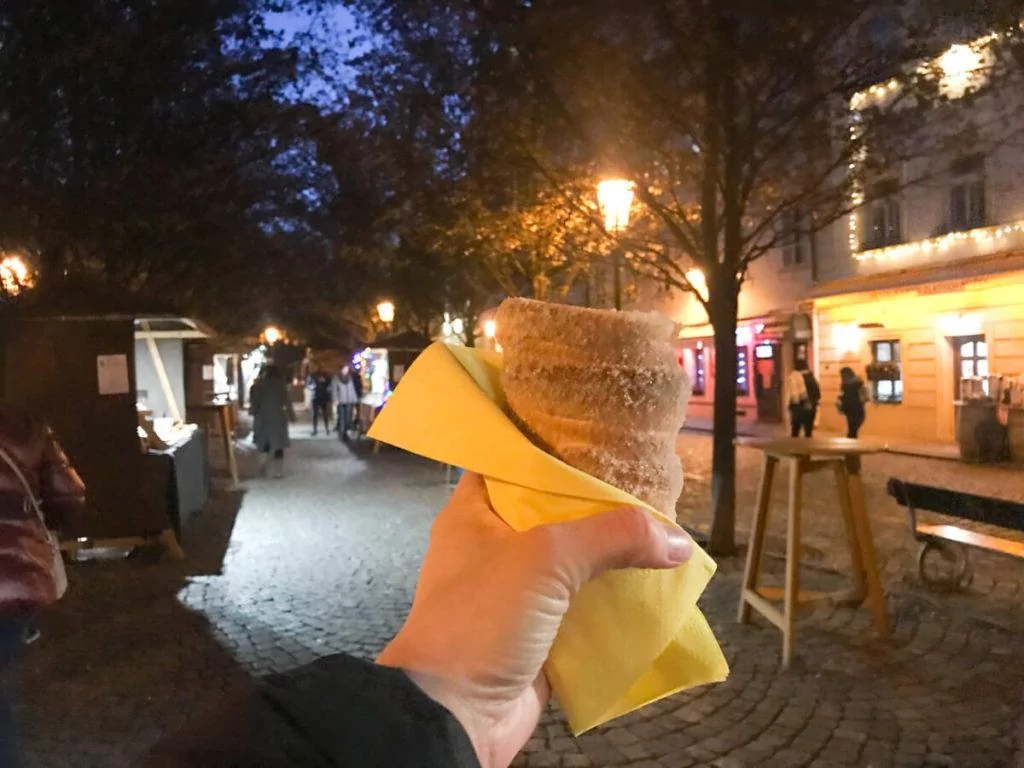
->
<box><xmin>496</xmin><ymin>297</ymin><xmax>691</xmax><ymax>517</ymax></box>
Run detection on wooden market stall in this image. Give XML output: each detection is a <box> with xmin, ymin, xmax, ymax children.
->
<box><xmin>0</xmin><ymin>315</ymin><xmax>212</xmax><ymax>557</ymax></box>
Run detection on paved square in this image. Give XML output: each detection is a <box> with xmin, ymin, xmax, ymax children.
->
<box><xmin>16</xmin><ymin>432</ymin><xmax>1024</xmax><ymax>767</ymax></box>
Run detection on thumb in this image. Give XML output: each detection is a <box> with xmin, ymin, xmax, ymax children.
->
<box><xmin>531</xmin><ymin>507</ymin><xmax>694</xmax><ymax>593</ymax></box>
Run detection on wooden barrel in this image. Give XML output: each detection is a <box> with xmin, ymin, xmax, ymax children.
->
<box><xmin>1008</xmin><ymin>408</ymin><xmax>1024</xmax><ymax>464</ymax></box>
<box><xmin>956</xmin><ymin>401</ymin><xmax>998</xmax><ymax>463</ymax></box>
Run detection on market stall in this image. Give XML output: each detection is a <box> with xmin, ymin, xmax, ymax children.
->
<box><xmin>0</xmin><ymin>315</ymin><xmax>210</xmax><ymax>557</ymax></box>
<box><xmin>353</xmin><ymin>331</ymin><xmax>430</xmax><ymax>436</ymax></box>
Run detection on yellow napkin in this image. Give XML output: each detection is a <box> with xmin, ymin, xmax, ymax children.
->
<box><xmin>368</xmin><ymin>342</ymin><xmax>729</xmax><ymax>734</ymax></box>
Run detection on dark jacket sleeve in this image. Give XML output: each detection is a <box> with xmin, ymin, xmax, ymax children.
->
<box><xmin>38</xmin><ymin>427</ymin><xmax>86</xmax><ymax>533</ymax></box>
<box><xmin>140</xmin><ymin>653</ymin><xmax>480</xmax><ymax>768</ymax></box>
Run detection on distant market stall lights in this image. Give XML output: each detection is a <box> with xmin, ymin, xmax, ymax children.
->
<box><xmin>262</xmin><ymin>326</ymin><xmax>283</xmax><ymax>345</ymax></box>
<box><xmin>483</xmin><ymin>320</ymin><xmax>497</xmax><ymax>339</ymax></box>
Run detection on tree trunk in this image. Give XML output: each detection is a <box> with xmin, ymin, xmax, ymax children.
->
<box><xmin>707</xmin><ymin>281</ymin><xmax>739</xmax><ymax>555</ymax></box>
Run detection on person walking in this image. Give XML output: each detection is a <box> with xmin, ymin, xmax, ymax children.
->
<box><xmin>837</xmin><ymin>366</ymin><xmax>869</xmax><ymax>438</ymax></box>
<box><xmin>331</xmin><ymin>365</ymin><xmax>359</xmax><ymax>442</ymax></box>
<box><xmin>310</xmin><ymin>370</ymin><xmax>333</xmax><ymax>437</ymax></box>
<box><xmin>786</xmin><ymin>360</ymin><xmax>821</xmax><ymax>438</ymax></box>
<box><xmin>250</xmin><ymin>364</ymin><xmax>295</xmax><ymax>478</ymax></box>
<box><xmin>0</xmin><ymin>404</ymin><xmax>86</xmax><ymax>766</ymax></box>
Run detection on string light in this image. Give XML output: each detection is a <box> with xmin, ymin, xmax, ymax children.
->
<box><xmin>848</xmin><ymin>30</ymin><xmax>1000</xmax><ymax>257</ymax></box>
<box><xmin>854</xmin><ymin>220</ymin><xmax>1024</xmax><ymax>262</ymax></box>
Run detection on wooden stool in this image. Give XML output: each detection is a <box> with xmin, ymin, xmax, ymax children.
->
<box><xmin>736</xmin><ymin>438</ymin><xmax>890</xmax><ymax>667</ymax></box>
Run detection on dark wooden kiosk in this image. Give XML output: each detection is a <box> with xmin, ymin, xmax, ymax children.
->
<box><xmin>0</xmin><ymin>315</ymin><xmax>209</xmax><ymax>557</ymax></box>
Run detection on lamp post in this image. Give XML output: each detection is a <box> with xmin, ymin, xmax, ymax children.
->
<box><xmin>596</xmin><ymin>179</ymin><xmax>635</xmax><ymax>310</ymax></box>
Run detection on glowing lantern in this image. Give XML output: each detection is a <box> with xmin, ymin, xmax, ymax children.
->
<box><xmin>596</xmin><ymin>179</ymin><xmax>635</xmax><ymax>233</ymax></box>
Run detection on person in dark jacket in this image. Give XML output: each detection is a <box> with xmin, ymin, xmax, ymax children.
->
<box><xmin>309</xmin><ymin>369</ymin><xmax>333</xmax><ymax>436</ymax></box>
<box><xmin>0</xmin><ymin>404</ymin><xmax>86</xmax><ymax>766</ymax></box>
<box><xmin>141</xmin><ymin>473</ymin><xmax>694</xmax><ymax>768</ymax></box>
<box><xmin>837</xmin><ymin>366</ymin><xmax>868</xmax><ymax>438</ymax></box>
<box><xmin>250</xmin><ymin>364</ymin><xmax>295</xmax><ymax>478</ymax></box>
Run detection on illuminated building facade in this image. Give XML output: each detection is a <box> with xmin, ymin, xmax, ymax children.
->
<box><xmin>812</xmin><ymin>31</ymin><xmax>1024</xmax><ymax>443</ymax></box>
<box><xmin>639</xmin><ymin>31</ymin><xmax>1024</xmax><ymax>441</ymax></box>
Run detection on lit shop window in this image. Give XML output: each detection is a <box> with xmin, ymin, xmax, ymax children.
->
<box><xmin>737</xmin><ymin>348</ymin><xmax>750</xmax><ymax>396</ymax></box>
<box><xmin>693</xmin><ymin>344</ymin><xmax>706</xmax><ymax>396</ymax></box>
<box><xmin>868</xmin><ymin>340</ymin><xmax>903</xmax><ymax>404</ymax></box>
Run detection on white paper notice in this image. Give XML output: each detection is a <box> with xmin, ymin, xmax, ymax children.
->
<box><xmin>202</xmin><ymin>365</ymin><xmax>215</xmax><ymax>381</ymax></box>
<box><xmin>97</xmin><ymin>355</ymin><xmax>131</xmax><ymax>396</ymax></box>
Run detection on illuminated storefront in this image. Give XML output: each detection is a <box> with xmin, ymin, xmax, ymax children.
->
<box><xmin>811</xmin><ymin>254</ymin><xmax>1024</xmax><ymax>442</ymax></box>
<box><xmin>675</xmin><ymin>312</ymin><xmax>813</xmax><ymax>426</ymax></box>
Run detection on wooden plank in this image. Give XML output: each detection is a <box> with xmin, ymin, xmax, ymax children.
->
<box><xmin>140</xmin><ymin>320</ymin><xmax>183</xmax><ymax>423</ymax></box>
<box><xmin>834</xmin><ymin>460</ymin><xmax>867</xmax><ymax>601</ymax></box>
<box><xmin>802</xmin><ymin>458</ymin><xmax>843</xmax><ymax>474</ymax></box>
<box><xmin>739</xmin><ymin>454</ymin><xmax>777</xmax><ymax>624</ymax></box>
<box><xmin>783</xmin><ymin>457</ymin><xmax>803</xmax><ymax>668</ymax></box>
<box><xmin>757</xmin><ymin>585</ymin><xmax>863</xmax><ymax>607</ymax></box>
<box><xmin>846</xmin><ymin>457</ymin><xmax>891</xmax><ymax>635</ymax></box>
<box><xmin>918</xmin><ymin>524</ymin><xmax>1024</xmax><ymax>559</ymax></box>
<box><xmin>741</xmin><ymin>589</ymin><xmax>787</xmax><ymax>631</ymax></box>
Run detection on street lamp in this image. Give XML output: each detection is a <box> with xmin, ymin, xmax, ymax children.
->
<box><xmin>376</xmin><ymin>300</ymin><xmax>396</xmax><ymax>324</ymax></box>
<box><xmin>596</xmin><ymin>179</ymin><xmax>635</xmax><ymax>310</ymax></box>
<box><xmin>483</xmin><ymin>320</ymin><xmax>497</xmax><ymax>339</ymax></box>
<box><xmin>0</xmin><ymin>254</ymin><xmax>34</xmax><ymax>296</ymax></box>
<box><xmin>263</xmin><ymin>326</ymin><xmax>282</xmax><ymax>345</ymax></box>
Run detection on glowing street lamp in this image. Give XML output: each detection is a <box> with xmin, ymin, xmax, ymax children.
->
<box><xmin>376</xmin><ymin>300</ymin><xmax>396</xmax><ymax>324</ymax></box>
<box><xmin>596</xmin><ymin>179</ymin><xmax>636</xmax><ymax>310</ymax></box>
<box><xmin>263</xmin><ymin>326</ymin><xmax>282</xmax><ymax>345</ymax></box>
<box><xmin>483</xmin><ymin>320</ymin><xmax>497</xmax><ymax>339</ymax></box>
<box><xmin>597</xmin><ymin>179</ymin><xmax>635</xmax><ymax>233</ymax></box>
<box><xmin>0</xmin><ymin>254</ymin><xmax>35</xmax><ymax>296</ymax></box>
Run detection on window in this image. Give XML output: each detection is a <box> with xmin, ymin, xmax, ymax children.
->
<box><xmin>780</xmin><ymin>209</ymin><xmax>806</xmax><ymax>268</ymax></box>
<box><xmin>862</xmin><ymin>179</ymin><xmax>901</xmax><ymax>249</ymax></box>
<box><xmin>869</xmin><ymin>340</ymin><xmax>903</xmax><ymax>404</ymax></box>
<box><xmin>737</xmin><ymin>348</ymin><xmax>750</xmax><ymax>396</ymax></box>
<box><xmin>955</xmin><ymin>335</ymin><xmax>988</xmax><ymax>395</ymax></box>
<box><xmin>693</xmin><ymin>345</ymin><xmax>706</xmax><ymax>396</ymax></box>
<box><xmin>948</xmin><ymin>154</ymin><xmax>986</xmax><ymax>232</ymax></box>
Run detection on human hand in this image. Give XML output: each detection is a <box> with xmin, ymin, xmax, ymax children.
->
<box><xmin>377</xmin><ymin>472</ymin><xmax>694</xmax><ymax>768</ymax></box>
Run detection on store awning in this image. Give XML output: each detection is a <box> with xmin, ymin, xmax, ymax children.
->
<box><xmin>810</xmin><ymin>251</ymin><xmax>1024</xmax><ymax>303</ymax></box>
<box><xmin>133</xmin><ymin>316</ymin><xmax>214</xmax><ymax>340</ymax></box>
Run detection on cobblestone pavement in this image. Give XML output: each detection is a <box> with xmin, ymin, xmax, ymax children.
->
<box><xmin>18</xmin><ymin>431</ymin><xmax>1024</xmax><ymax>767</ymax></box>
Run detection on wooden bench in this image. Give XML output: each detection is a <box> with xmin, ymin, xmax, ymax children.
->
<box><xmin>887</xmin><ymin>478</ymin><xmax>1024</xmax><ymax>588</ymax></box>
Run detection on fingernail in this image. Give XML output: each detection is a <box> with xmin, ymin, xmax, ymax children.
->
<box><xmin>666</xmin><ymin>530</ymin><xmax>694</xmax><ymax>564</ymax></box>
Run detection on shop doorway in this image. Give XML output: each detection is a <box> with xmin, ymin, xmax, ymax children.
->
<box><xmin>754</xmin><ymin>342</ymin><xmax>783</xmax><ymax>422</ymax></box>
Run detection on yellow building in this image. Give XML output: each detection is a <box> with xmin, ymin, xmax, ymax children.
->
<box><xmin>812</xmin><ymin>252</ymin><xmax>1024</xmax><ymax>443</ymax></box>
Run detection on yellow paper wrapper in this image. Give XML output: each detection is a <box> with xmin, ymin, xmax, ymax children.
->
<box><xmin>368</xmin><ymin>342</ymin><xmax>729</xmax><ymax>734</ymax></box>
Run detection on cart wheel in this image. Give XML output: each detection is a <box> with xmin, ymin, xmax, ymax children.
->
<box><xmin>918</xmin><ymin>540</ymin><xmax>969</xmax><ymax>589</ymax></box>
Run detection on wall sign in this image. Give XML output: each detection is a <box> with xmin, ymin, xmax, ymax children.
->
<box><xmin>97</xmin><ymin>354</ymin><xmax>130</xmax><ymax>396</ymax></box>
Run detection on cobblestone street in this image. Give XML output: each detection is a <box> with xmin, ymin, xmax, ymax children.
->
<box><xmin>18</xmin><ymin>431</ymin><xmax>1024</xmax><ymax>767</ymax></box>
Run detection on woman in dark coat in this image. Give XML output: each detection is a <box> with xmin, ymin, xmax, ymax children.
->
<box><xmin>0</xmin><ymin>404</ymin><xmax>86</xmax><ymax>765</ymax></box>
<box><xmin>838</xmin><ymin>366</ymin><xmax>868</xmax><ymax>438</ymax></box>
<box><xmin>250</xmin><ymin>364</ymin><xmax>295</xmax><ymax>478</ymax></box>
